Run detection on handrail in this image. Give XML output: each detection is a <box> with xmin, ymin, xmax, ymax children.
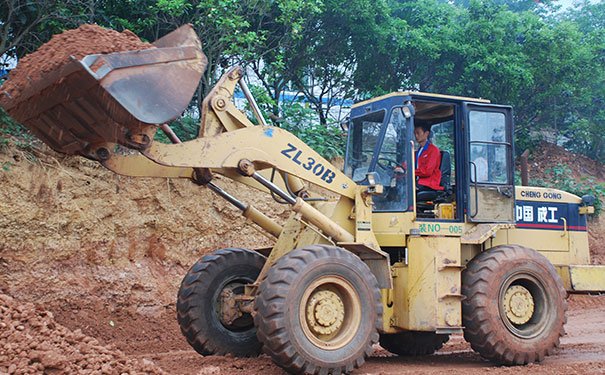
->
<box><xmin>470</xmin><ymin>161</ymin><xmax>479</xmax><ymax>218</ymax></box>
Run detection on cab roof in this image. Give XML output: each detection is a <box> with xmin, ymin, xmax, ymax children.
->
<box><xmin>351</xmin><ymin>91</ymin><xmax>491</xmax><ymax>110</ymax></box>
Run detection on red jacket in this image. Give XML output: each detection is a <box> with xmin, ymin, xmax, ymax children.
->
<box><xmin>416</xmin><ymin>142</ymin><xmax>443</xmax><ymax>191</ymax></box>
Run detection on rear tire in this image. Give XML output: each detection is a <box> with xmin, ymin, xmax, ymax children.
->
<box><xmin>177</xmin><ymin>248</ymin><xmax>265</xmax><ymax>357</ymax></box>
<box><xmin>254</xmin><ymin>245</ymin><xmax>382</xmax><ymax>374</ymax></box>
<box><xmin>462</xmin><ymin>245</ymin><xmax>567</xmax><ymax>365</ymax></box>
<box><xmin>379</xmin><ymin>331</ymin><xmax>449</xmax><ymax>356</ymax></box>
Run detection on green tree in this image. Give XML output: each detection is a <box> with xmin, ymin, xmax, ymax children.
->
<box><xmin>245</xmin><ymin>0</ymin><xmax>323</xmax><ymax>120</ymax></box>
<box><xmin>559</xmin><ymin>1</ymin><xmax>605</xmax><ymax>161</ymax></box>
<box><xmin>0</xmin><ymin>0</ymin><xmax>95</xmax><ymax>59</ymax></box>
<box><xmin>289</xmin><ymin>0</ymin><xmax>391</xmax><ymax>124</ymax></box>
<box><xmin>2</xmin><ymin>0</ymin><xmax>603</xmax><ymax>164</ymax></box>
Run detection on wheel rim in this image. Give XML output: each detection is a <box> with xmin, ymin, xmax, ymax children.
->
<box><xmin>498</xmin><ymin>272</ymin><xmax>550</xmax><ymax>339</ymax></box>
<box><xmin>503</xmin><ymin>285</ymin><xmax>534</xmax><ymax>325</ymax></box>
<box><xmin>214</xmin><ymin>278</ymin><xmax>254</xmax><ymax>332</ymax></box>
<box><xmin>299</xmin><ymin>276</ymin><xmax>361</xmax><ymax>350</ymax></box>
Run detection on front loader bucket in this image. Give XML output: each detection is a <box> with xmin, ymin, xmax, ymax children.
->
<box><xmin>0</xmin><ymin>24</ymin><xmax>207</xmax><ymax>156</ymax></box>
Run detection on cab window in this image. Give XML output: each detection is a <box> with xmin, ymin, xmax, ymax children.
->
<box><xmin>345</xmin><ymin>110</ymin><xmax>385</xmax><ymax>183</ymax></box>
<box><xmin>469</xmin><ymin>111</ymin><xmax>509</xmax><ymax>184</ymax></box>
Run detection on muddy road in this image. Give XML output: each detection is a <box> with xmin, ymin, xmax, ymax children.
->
<box><xmin>126</xmin><ymin>294</ymin><xmax>605</xmax><ymax>374</ymax></box>
<box><xmin>44</xmin><ymin>293</ymin><xmax>604</xmax><ymax>374</ymax></box>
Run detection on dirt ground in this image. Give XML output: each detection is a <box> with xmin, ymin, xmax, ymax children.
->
<box><xmin>1</xmin><ymin>139</ymin><xmax>604</xmax><ymax>374</ymax></box>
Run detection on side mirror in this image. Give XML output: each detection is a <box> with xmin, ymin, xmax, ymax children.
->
<box><xmin>580</xmin><ymin>194</ymin><xmax>596</xmax><ymax>215</ymax></box>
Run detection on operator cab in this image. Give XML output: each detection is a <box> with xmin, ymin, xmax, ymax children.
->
<box><xmin>344</xmin><ymin>92</ymin><xmax>515</xmax><ymax>223</ymax></box>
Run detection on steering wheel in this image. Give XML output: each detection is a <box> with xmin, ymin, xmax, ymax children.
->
<box><xmin>377</xmin><ymin>157</ymin><xmax>400</xmax><ymax>169</ymax></box>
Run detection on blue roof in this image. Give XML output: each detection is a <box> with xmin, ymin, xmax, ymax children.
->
<box><xmin>233</xmin><ymin>90</ymin><xmax>354</xmax><ymax>107</ymax></box>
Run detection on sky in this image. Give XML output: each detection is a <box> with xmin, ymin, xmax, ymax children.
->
<box><xmin>554</xmin><ymin>0</ymin><xmax>601</xmax><ymax>10</ymax></box>
<box><xmin>557</xmin><ymin>0</ymin><xmax>579</xmax><ymax>9</ymax></box>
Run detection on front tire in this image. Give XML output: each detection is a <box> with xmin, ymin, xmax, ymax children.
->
<box><xmin>254</xmin><ymin>245</ymin><xmax>382</xmax><ymax>374</ymax></box>
<box><xmin>177</xmin><ymin>248</ymin><xmax>265</xmax><ymax>357</ymax></box>
<box><xmin>462</xmin><ymin>245</ymin><xmax>567</xmax><ymax>365</ymax></box>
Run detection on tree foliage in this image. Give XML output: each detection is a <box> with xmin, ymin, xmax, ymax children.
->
<box><xmin>1</xmin><ymin>0</ymin><xmax>604</xmax><ymax>161</ymax></box>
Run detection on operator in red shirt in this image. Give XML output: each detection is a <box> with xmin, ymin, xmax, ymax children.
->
<box><xmin>413</xmin><ymin>122</ymin><xmax>443</xmax><ymax>192</ymax></box>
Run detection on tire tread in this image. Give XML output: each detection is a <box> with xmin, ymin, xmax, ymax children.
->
<box><xmin>462</xmin><ymin>245</ymin><xmax>567</xmax><ymax>365</ymax></box>
<box><xmin>255</xmin><ymin>245</ymin><xmax>382</xmax><ymax>374</ymax></box>
<box><xmin>177</xmin><ymin>247</ymin><xmax>265</xmax><ymax>357</ymax></box>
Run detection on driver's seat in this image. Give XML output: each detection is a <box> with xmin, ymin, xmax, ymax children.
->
<box><xmin>416</xmin><ymin>151</ymin><xmax>452</xmax><ymax>202</ymax></box>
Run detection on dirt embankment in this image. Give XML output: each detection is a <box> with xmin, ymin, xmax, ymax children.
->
<box><xmin>0</xmin><ymin>141</ymin><xmax>284</xmax><ymax>305</ymax></box>
<box><xmin>0</xmin><ymin>141</ymin><xmax>287</xmax><ymax>372</ymax></box>
<box><xmin>525</xmin><ymin>141</ymin><xmax>605</xmax><ymax>264</ymax></box>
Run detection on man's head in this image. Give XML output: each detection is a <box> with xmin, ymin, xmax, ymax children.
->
<box><xmin>414</xmin><ymin>123</ymin><xmax>431</xmax><ymax>146</ymax></box>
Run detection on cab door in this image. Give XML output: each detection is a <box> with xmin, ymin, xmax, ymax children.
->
<box><xmin>463</xmin><ymin>103</ymin><xmax>514</xmax><ymax>222</ymax></box>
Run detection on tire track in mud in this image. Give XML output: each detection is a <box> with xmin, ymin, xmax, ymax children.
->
<box><xmin>356</xmin><ymin>294</ymin><xmax>605</xmax><ymax>375</ymax></box>
<box><xmin>125</xmin><ymin>294</ymin><xmax>605</xmax><ymax>374</ymax></box>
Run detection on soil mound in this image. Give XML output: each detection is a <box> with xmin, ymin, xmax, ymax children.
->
<box><xmin>524</xmin><ymin>142</ymin><xmax>605</xmax><ymax>263</ymax></box>
<box><xmin>0</xmin><ymin>293</ymin><xmax>163</xmax><ymax>374</ymax></box>
<box><xmin>0</xmin><ymin>142</ymin><xmax>284</xmax><ymax>314</ymax></box>
<box><xmin>0</xmin><ymin>24</ymin><xmax>152</xmax><ymax>101</ymax></box>
<box><xmin>0</xmin><ymin>141</ymin><xmax>286</xmax><ymax>371</ymax></box>
<box><xmin>528</xmin><ymin>141</ymin><xmax>605</xmax><ymax>183</ymax></box>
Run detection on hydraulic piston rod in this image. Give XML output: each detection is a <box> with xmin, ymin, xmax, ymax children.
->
<box><xmin>250</xmin><ymin>171</ymin><xmax>354</xmax><ymax>243</ymax></box>
<box><xmin>207</xmin><ymin>182</ymin><xmax>283</xmax><ymax>238</ymax></box>
<box><xmin>239</xmin><ymin>79</ymin><xmax>268</xmax><ymax>127</ymax></box>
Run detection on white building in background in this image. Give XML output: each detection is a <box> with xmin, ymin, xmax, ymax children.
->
<box><xmin>227</xmin><ymin>63</ymin><xmax>355</xmax><ymax>126</ymax></box>
<box><xmin>0</xmin><ymin>55</ymin><xmax>17</xmax><ymax>80</ymax></box>
<box><xmin>232</xmin><ymin>87</ymin><xmax>354</xmax><ymax>124</ymax></box>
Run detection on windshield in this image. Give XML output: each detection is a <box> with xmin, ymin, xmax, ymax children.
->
<box><xmin>345</xmin><ymin>110</ymin><xmax>385</xmax><ymax>182</ymax></box>
<box><xmin>345</xmin><ymin>107</ymin><xmax>411</xmax><ymax>212</ymax></box>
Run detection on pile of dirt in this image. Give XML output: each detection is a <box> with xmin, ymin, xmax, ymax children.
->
<box><xmin>0</xmin><ymin>293</ymin><xmax>163</xmax><ymax>374</ymax></box>
<box><xmin>0</xmin><ymin>141</ymin><xmax>288</xmax><ymax>372</ymax></box>
<box><xmin>0</xmin><ymin>24</ymin><xmax>152</xmax><ymax>101</ymax></box>
<box><xmin>528</xmin><ymin>141</ymin><xmax>605</xmax><ymax>183</ymax></box>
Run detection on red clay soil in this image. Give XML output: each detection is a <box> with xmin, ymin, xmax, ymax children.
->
<box><xmin>0</xmin><ymin>293</ymin><xmax>164</xmax><ymax>374</ymax></box>
<box><xmin>18</xmin><ymin>292</ymin><xmax>604</xmax><ymax>375</ymax></box>
<box><xmin>0</xmin><ymin>140</ymin><xmax>603</xmax><ymax>374</ymax></box>
<box><xmin>528</xmin><ymin>141</ymin><xmax>605</xmax><ymax>182</ymax></box>
<box><xmin>523</xmin><ymin>141</ymin><xmax>605</xmax><ymax>264</ymax></box>
<box><xmin>0</xmin><ymin>24</ymin><xmax>152</xmax><ymax>101</ymax></box>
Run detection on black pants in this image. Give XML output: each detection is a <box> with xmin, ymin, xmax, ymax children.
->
<box><xmin>417</xmin><ymin>184</ymin><xmax>435</xmax><ymax>192</ymax></box>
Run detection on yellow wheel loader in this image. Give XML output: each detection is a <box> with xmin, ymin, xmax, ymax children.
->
<box><xmin>2</xmin><ymin>25</ymin><xmax>604</xmax><ymax>374</ymax></box>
